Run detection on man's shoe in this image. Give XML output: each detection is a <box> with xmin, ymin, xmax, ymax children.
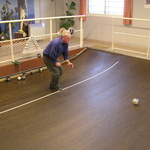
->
<box><xmin>49</xmin><ymin>86</ymin><xmax>62</xmax><ymax>91</ymax></box>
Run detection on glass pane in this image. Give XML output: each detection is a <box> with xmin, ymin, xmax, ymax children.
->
<box><xmin>89</xmin><ymin>0</ymin><xmax>124</xmax><ymax>15</ymax></box>
<box><xmin>106</xmin><ymin>0</ymin><xmax>124</xmax><ymax>15</ymax></box>
<box><xmin>89</xmin><ymin>0</ymin><xmax>105</xmax><ymax>14</ymax></box>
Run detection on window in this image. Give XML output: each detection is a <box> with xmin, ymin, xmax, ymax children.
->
<box><xmin>88</xmin><ymin>0</ymin><xmax>124</xmax><ymax>16</ymax></box>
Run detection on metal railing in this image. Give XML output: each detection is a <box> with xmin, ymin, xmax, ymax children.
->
<box><xmin>111</xmin><ymin>17</ymin><xmax>150</xmax><ymax>59</ymax></box>
<box><xmin>0</xmin><ymin>15</ymin><xmax>86</xmax><ymax>64</ymax></box>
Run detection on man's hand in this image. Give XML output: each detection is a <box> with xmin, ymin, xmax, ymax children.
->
<box><xmin>67</xmin><ymin>62</ymin><xmax>74</xmax><ymax>69</ymax></box>
<box><xmin>55</xmin><ymin>62</ymin><xmax>61</xmax><ymax>67</ymax></box>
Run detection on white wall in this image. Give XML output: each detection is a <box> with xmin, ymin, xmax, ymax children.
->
<box><xmin>133</xmin><ymin>0</ymin><xmax>150</xmax><ymax>19</ymax></box>
<box><xmin>34</xmin><ymin>0</ymin><xmax>65</xmax><ymax>33</ymax></box>
<box><xmin>34</xmin><ymin>0</ymin><xmax>150</xmax><ymax>42</ymax></box>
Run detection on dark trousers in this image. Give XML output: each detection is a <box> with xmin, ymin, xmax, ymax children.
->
<box><xmin>43</xmin><ymin>55</ymin><xmax>63</xmax><ymax>88</ymax></box>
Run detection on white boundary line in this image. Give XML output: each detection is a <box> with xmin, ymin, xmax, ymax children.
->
<box><xmin>0</xmin><ymin>61</ymin><xmax>119</xmax><ymax>115</ymax></box>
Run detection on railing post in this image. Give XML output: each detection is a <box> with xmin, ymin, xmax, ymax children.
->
<box><xmin>147</xmin><ymin>30</ymin><xmax>150</xmax><ymax>58</ymax></box>
<box><xmin>9</xmin><ymin>22</ymin><xmax>15</xmax><ymax>62</ymax></box>
<box><xmin>50</xmin><ymin>19</ymin><xmax>52</xmax><ymax>41</ymax></box>
<box><xmin>111</xmin><ymin>17</ymin><xmax>115</xmax><ymax>51</ymax></box>
<box><xmin>80</xmin><ymin>17</ymin><xmax>83</xmax><ymax>47</ymax></box>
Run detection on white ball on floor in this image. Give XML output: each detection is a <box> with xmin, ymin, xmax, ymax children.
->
<box><xmin>17</xmin><ymin>76</ymin><xmax>22</xmax><ymax>80</ymax></box>
<box><xmin>132</xmin><ymin>98</ymin><xmax>139</xmax><ymax>106</ymax></box>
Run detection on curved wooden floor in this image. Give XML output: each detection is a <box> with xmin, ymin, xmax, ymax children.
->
<box><xmin>0</xmin><ymin>49</ymin><xmax>150</xmax><ymax>150</ymax></box>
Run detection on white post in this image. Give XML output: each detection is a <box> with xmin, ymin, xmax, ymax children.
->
<box><xmin>50</xmin><ymin>19</ymin><xmax>52</xmax><ymax>41</ymax></box>
<box><xmin>80</xmin><ymin>17</ymin><xmax>83</xmax><ymax>47</ymax></box>
<box><xmin>147</xmin><ymin>30</ymin><xmax>150</xmax><ymax>58</ymax></box>
<box><xmin>9</xmin><ymin>23</ymin><xmax>15</xmax><ymax>62</ymax></box>
<box><xmin>111</xmin><ymin>18</ymin><xmax>115</xmax><ymax>51</ymax></box>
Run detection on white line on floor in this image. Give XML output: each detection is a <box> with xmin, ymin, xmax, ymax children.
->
<box><xmin>0</xmin><ymin>61</ymin><xmax>119</xmax><ymax>115</ymax></box>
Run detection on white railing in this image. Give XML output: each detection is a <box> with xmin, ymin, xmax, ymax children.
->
<box><xmin>111</xmin><ymin>17</ymin><xmax>150</xmax><ymax>59</ymax></box>
<box><xmin>0</xmin><ymin>15</ymin><xmax>86</xmax><ymax>64</ymax></box>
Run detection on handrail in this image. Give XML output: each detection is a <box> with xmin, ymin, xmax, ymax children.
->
<box><xmin>0</xmin><ymin>15</ymin><xmax>86</xmax><ymax>23</ymax></box>
<box><xmin>112</xmin><ymin>16</ymin><xmax>150</xmax><ymax>22</ymax></box>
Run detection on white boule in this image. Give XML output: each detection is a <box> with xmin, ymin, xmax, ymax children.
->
<box><xmin>132</xmin><ymin>98</ymin><xmax>139</xmax><ymax>105</ymax></box>
<box><xmin>17</xmin><ymin>76</ymin><xmax>22</xmax><ymax>80</ymax></box>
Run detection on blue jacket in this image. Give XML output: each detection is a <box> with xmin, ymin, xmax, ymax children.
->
<box><xmin>43</xmin><ymin>37</ymin><xmax>69</xmax><ymax>63</ymax></box>
<box><xmin>0</xmin><ymin>26</ymin><xmax>1</xmax><ymax>34</ymax></box>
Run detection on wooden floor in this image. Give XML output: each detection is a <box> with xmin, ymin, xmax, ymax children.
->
<box><xmin>0</xmin><ymin>49</ymin><xmax>150</xmax><ymax>150</ymax></box>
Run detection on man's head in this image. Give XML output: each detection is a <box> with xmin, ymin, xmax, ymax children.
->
<box><xmin>61</xmin><ymin>30</ymin><xmax>71</xmax><ymax>44</ymax></box>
